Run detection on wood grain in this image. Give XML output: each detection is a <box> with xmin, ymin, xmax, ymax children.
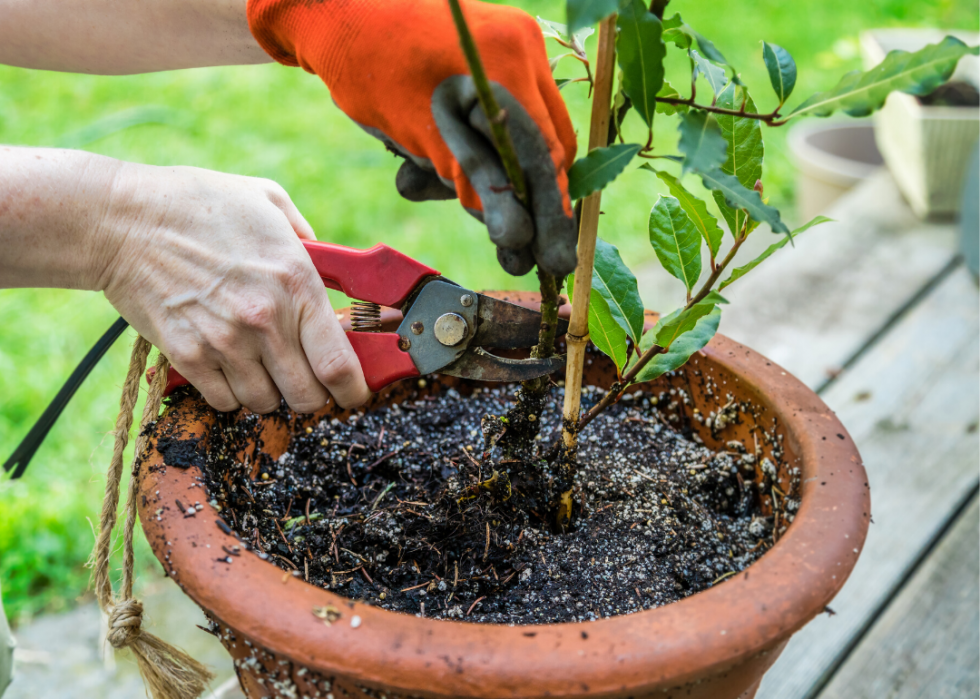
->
<box><xmin>756</xmin><ymin>265</ymin><xmax>979</xmax><ymax>699</ymax></box>
<box><xmin>818</xmin><ymin>496</ymin><xmax>979</xmax><ymax>699</ymax></box>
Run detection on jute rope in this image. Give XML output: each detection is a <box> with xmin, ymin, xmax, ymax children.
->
<box><xmin>89</xmin><ymin>336</ymin><xmax>213</xmax><ymax>699</ymax></box>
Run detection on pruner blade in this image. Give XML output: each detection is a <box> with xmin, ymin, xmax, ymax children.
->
<box><xmin>441</xmin><ymin>348</ymin><xmax>565</xmax><ymax>383</ymax></box>
<box><xmin>472</xmin><ymin>294</ymin><xmax>569</xmax><ymax>349</ymax></box>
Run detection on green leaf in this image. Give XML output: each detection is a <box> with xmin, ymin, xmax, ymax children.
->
<box><xmin>655</xmin><ymin>80</ymin><xmax>687</xmax><ymax>115</ymax></box>
<box><xmin>698</xmin><ymin>167</ymin><xmax>788</xmax><ymax>234</ymax></box>
<box><xmin>711</xmin><ymin>83</ymin><xmax>763</xmax><ymax>237</ymax></box>
<box><xmin>695</xmin><ymin>29</ymin><xmax>743</xmax><ymax>86</ymax></box>
<box><xmin>678</xmin><ymin>110</ymin><xmax>727</xmax><ymax>176</ymax></box>
<box><xmin>612</xmin><ymin>81</ymin><xmax>632</xmax><ymax>140</ymax></box>
<box><xmin>616</xmin><ymin>0</ymin><xmax>666</xmax><ymax>128</ymax></box>
<box><xmin>635</xmin><ymin>306</ymin><xmax>721</xmax><ymax>383</ymax></box>
<box><xmin>568</xmin><ymin>143</ymin><xmax>641</xmax><ymax>200</ymax></box>
<box><xmin>555</xmin><ymin>78</ymin><xmax>573</xmax><ymax>90</ymax></box>
<box><xmin>651</xmin><ymin>291</ymin><xmax>727</xmax><ymax>349</ymax></box>
<box><xmin>648</xmin><ymin>195</ymin><xmax>703</xmax><ymax>291</ymax></box>
<box><xmin>549</xmin><ymin>53</ymin><xmax>576</xmax><ymax>72</ymax></box>
<box><xmin>661</xmin><ymin>13</ymin><xmax>692</xmax><ymax>48</ymax></box>
<box><xmin>537</xmin><ymin>17</ymin><xmax>569</xmax><ymax>42</ymax></box>
<box><xmin>691</xmin><ymin>49</ymin><xmax>728</xmax><ymax>96</ymax></box>
<box><xmin>592</xmin><ymin>238</ymin><xmax>645</xmax><ymax>343</ymax></box>
<box><xmin>568</xmin><ymin>275</ymin><xmax>630</xmax><ymax>373</ymax></box>
<box><xmin>762</xmin><ymin>42</ymin><xmax>797</xmax><ymax>105</ymax></box>
<box><xmin>537</xmin><ymin>16</ymin><xmax>594</xmax><ymax>52</ymax></box>
<box><xmin>690</xmin><ymin>31</ymin><xmax>732</xmax><ymax>71</ymax></box>
<box><xmin>719</xmin><ymin>216</ymin><xmax>832</xmax><ymax>290</ymax></box>
<box><xmin>644</xmin><ymin>166</ymin><xmax>723</xmax><ymax>259</ymax></box>
<box><xmin>567</xmin><ymin>0</ymin><xmax>623</xmax><ymax>34</ymax></box>
<box><xmin>789</xmin><ymin>36</ymin><xmax>979</xmax><ymax>118</ymax></box>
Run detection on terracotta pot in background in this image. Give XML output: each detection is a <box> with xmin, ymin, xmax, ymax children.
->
<box><xmin>137</xmin><ymin>292</ymin><xmax>869</xmax><ymax>699</ymax></box>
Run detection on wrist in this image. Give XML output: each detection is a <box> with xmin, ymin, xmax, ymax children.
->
<box><xmin>246</xmin><ymin>0</ymin><xmax>373</xmax><ymax>84</ymax></box>
<box><xmin>90</xmin><ymin>159</ymin><xmax>147</xmax><ymax>294</ymax></box>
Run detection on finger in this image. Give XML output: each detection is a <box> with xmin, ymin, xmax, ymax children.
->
<box><xmin>299</xmin><ymin>296</ymin><xmax>371</xmax><ymax>409</ymax></box>
<box><xmin>395</xmin><ymin>159</ymin><xmax>457</xmax><ymax>202</ymax></box>
<box><xmin>431</xmin><ymin>75</ymin><xmax>534</xmax><ymax>251</ymax></box>
<box><xmin>220</xmin><ymin>355</ymin><xmax>283</xmax><ymax>415</ymax></box>
<box><xmin>471</xmin><ymin>83</ymin><xmax>579</xmax><ymax>276</ymax></box>
<box><xmin>259</xmin><ymin>327</ymin><xmax>330</xmax><ymax>414</ymax></box>
<box><xmin>284</xmin><ymin>204</ymin><xmax>316</xmax><ymax>241</ymax></box>
<box><xmin>165</xmin><ymin>341</ymin><xmax>242</xmax><ymax>412</ymax></box>
<box><xmin>266</xmin><ymin>184</ymin><xmax>317</xmax><ymax>241</ymax></box>
<box><xmin>497</xmin><ymin>246</ymin><xmax>535</xmax><ymax>276</ymax></box>
<box><xmin>189</xmin><ymin>367</ymin><xmax>242</xmax><ymax>413</ymax></box>
<box><xmin>536</xmin><ymin>71</ymin><xmax>579</xmax><ymax>174</ymax></box>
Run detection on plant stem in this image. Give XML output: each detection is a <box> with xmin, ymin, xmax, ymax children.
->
<box><xmin>533</xmin><ymin>269</ymin><xmax>561</xmax><ymax>360</ymax></box>
<box><xmin>520</xmin><ymin>268</ymin><xmax>561</xmax><ymax>396</ymax></box>
<box><xmin>447</xmin><ymin>0</ymin><xmax>528</xmax><ymax>203</ymax></box>
<box><xmin>576</xmin><ymin>230</ymin><xmax>748</xmax><ymax>432</ymax></box>
<box><xmin>654</xmin><ymin>96</ymin><xmax>782</xmax><ymax>124</ymax></box>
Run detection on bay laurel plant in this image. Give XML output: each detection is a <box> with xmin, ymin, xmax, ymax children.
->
<box><xmin>450</xmin><ymin>0</ymin><xmax>976</xmax><ymax>527</ymax></box>
<box><xmin>548</xmin><ymin>1</ymin><xmax>976</xmax><ymax>431</ymax></box>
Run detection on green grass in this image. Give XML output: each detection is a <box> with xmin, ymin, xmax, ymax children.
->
<box><xmin>1</xmin><ymin>0</ymin><xmax>975</xmax><ymax>624</ymax></box>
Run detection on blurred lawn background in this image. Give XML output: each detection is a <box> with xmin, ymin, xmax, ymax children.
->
<box><xmin>1</xmin><ymin>0</ymin><xmax>976</xmax><ymax>623</ymax></box>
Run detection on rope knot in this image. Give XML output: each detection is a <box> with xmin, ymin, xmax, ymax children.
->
<box><xmin>108</xmin><ymin>599</ymin><xmax>144</xmax><ymax>649</ymax></box>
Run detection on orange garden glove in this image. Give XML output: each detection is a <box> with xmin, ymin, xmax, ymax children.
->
<box><xmin>247</xmin><ymin>0</ymin><xmax>579</xmax><ymax>276</ymax></box>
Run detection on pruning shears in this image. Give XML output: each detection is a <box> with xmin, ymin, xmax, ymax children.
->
<box><xmin>160</xmin><ymin>240</ymin><xmax>566</xmax><ymax>394</ymax></box>
<box><xmin>3</xmin><ymin>241</ymin><xmax>566</xmax><ymax>479</ymax></box>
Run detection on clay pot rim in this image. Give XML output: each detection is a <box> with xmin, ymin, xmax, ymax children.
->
<box><xmin>138</xmin><ymin>307</ymin><xmax>869</xmax><ymax>698</ymax></box>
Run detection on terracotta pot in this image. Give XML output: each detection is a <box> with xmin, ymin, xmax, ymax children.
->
<box><xmin>137</xmin><ymin>292</ymin><xmax>869</xmax><ymax>699</ymax></box>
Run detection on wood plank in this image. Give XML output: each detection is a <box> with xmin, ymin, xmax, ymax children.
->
<box><xmin>818</xmin><ymin>496</ymin><xmax>979</xmax><ymax>699</ymax></box>
<box><xmin>756</xmin><ymin>265</ymin><xmax>980</xmax><ymax>699</ymax></box>
<box><xmin>635</xmin><ymin>170</ymin><xmax>958</xmax><ymax>389</ymax></box>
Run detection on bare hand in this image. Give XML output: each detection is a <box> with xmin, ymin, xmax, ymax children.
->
<box><xmin>99</xmin><ymin>164</ymin><xmax>371</xmax><ymax>413</ymax></box>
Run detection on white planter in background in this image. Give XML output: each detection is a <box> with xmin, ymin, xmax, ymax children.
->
<box><xmin>788</xmin><ymin>121</ymin><xmax>883</xmax><ymax>223</ymax></box>
<box><xmin>861</xmin><ymin>29</ymin><xmax>979</xmax><ymax>219</ymax></box>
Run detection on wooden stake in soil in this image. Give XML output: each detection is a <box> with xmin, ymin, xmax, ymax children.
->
<box><xmin>561</xmin><ymin>14</ymin><xmax>619</xmax><ymax>447</ymax></box>
<box><xmin>555</xmin><ymin>15</ymin><xmax>618</xmax><ymax>529</ymax></box>
<box><xmin>91</xmin><ymin>340</ymin><xmax>213</xmax><ymax>699</ymax></box>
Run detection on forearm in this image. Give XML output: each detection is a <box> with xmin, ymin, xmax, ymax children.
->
<box><xmin>0</xmin><ymin>146</ymin><xmax>121</xmax><ymax>290</ymax></box>
<box><xmin>0</xmin><ymin>0</ymin><xmax>269</xmax><ymax>74</ymax></box>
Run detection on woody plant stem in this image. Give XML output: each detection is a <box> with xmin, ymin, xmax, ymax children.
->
<box><xmin>446</xmin><ymin>0</ymin><xmax>561</xmax><ymax>363</ymax></box>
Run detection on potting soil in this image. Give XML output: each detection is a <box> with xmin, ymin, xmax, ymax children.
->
<box><xmin>201</xmin><ymin>385</ymin><xmax>775</xmax><ymax>624</ymax></box>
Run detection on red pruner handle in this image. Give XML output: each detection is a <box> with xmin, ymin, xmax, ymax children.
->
<box><xmin>302</xmin><ymin>241</ymin><xmax>439</xmax><ymax>308</ymax></box>
<box><xmin>146</xmin><ymin>366</ymin><xmax>191</xmax><ymax>396</ymax></box>
<box><xmin>346</xmin><ymin>332</ymin><xmax>420</xmax><ymax>392</ymax></box>
<box><xmin>148</xmin><ymin>332</ymin><xmax>420</xmax><ymax>398</ymax></box>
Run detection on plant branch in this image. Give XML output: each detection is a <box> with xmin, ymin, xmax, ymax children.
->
<box><xmin>447</xmin><ymin>0</ymin><xmax>528</xmax><ymax>203</ymax></box>
<box><xmin>576</xmin><ymin>228</ymin><xmax>749</xmax><ymax>431</ymax></box>
<box><xmin>532</xmin><ymin>269</ymin><xmax>561</xmax><ymax>359</ymax></box>
<box><xmin>654</xmin><ymin>96</ymin><xmax>783</xmax><ymax>124</ymax></box>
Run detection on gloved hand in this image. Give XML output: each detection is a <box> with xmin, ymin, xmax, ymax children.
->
<box><xmin>247</xmin><ymin>0</ymin><xmax>579</xmax><ymax>277</ymax></box>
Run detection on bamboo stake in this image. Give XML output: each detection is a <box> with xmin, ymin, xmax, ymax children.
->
<box><xmin>554</xmin><ymin>14</ymin><xmax>618</xmax><ymax>530</ymax></box>
<box><xmin>561</xmin><ymin>15</ymin><xmax>618</xmax><ymax>452</ymax></box>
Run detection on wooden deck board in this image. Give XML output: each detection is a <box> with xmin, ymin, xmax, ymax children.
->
<box><xmin>635</xmin><ymin>171</ymin><xmax>958</xmax><ymax>390</ymax></box>
<box><xmin>756</xmin><ymin>265</ymin><xmax>980</xmax><ymax>699</ymax></box>
<box><xmin>818</xmin><ymin>495</ymin><xmax>979</xmax><ymax>699</ymax></box>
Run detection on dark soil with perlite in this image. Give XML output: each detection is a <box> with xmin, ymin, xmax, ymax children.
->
<box><xmin>200</xmin><ymin>385</ymin><xmax>778</xmax><ymax>624</ymax></box>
